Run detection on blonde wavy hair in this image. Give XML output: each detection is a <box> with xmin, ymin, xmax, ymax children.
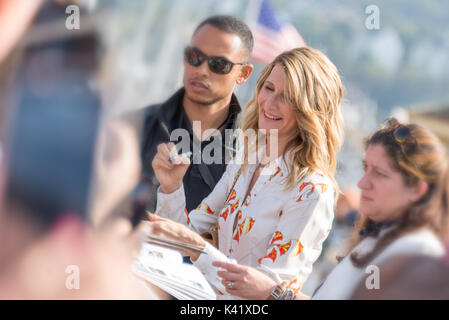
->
<box><xmin>239</xmin><ymin>47</ymin><xmax>344</xmax><ymax>193</ymax></box>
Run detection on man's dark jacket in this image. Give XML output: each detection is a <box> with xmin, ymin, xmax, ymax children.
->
<box><xmin>139</xmin><ymin>88</ymin><xmax>241</xmax><ymax>213</ymax></box>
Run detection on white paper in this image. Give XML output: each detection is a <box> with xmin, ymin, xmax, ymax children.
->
<box><xmin>132</xmin><ymin>243</ymin><xmax>216</xmax><ymax>300</ymax></box>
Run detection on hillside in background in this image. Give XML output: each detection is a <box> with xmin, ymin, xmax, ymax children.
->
<box><xmin>274</xmin><ymin>0</ymin><xmax>449</xmax><ymax>119</ymax></box>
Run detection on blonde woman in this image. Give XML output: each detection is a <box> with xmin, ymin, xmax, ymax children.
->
<box><xmin>147</xmin><ymin>47</ymin><xmax>344</xmax><ymax>298</ymax></box>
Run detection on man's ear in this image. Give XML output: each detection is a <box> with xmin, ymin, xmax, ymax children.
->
<box><xmin>236</xmin><ymin>64</ymin><xmax>254</xmax><ymax>85</ymax></box>
<box><xmin>410</xmin><ymin>180</ymin><xmax>429</xmax><ymax>203</ymax></box>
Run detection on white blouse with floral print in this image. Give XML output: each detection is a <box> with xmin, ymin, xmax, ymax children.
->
<box><xmin>156</xmin><ymin>152</ymin><xmax>335</xmax><ymax>298</ymax></box>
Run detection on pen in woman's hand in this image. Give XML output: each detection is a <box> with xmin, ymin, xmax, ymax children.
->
<box><xmin>169</xmin><ymin>151</ymin><xmax>192</xmax><ymax>164</ymax></box>
<box><xmin>160</xmin><ymin>121</ymin><xmax>192</xmax><ymax>164</ymax></box>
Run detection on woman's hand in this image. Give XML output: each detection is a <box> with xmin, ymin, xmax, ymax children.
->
<box><xmin>145</xmin><ymin>214</ymin><xmax>205</xmax><ymax>261</ymax></box>
<box><xmin>152</xmin><ymin>143</ymin><xmax>190</xmax><ymax>194</ymax></box>
<box><xmin>212</xmin><ymin>261</ymin><xmax>277</xmax><ymax>299</ymax></box>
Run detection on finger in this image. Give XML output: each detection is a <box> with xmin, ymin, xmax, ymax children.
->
<box><xmin>157</xmin><ymin>143</ymin><xmax>172</xmax><ymax>160</ymax></box>
<box><xmin>143</xmin><ymin>221</ymin><xmax>170</xmax><ymax>239</ymax></box>
<box><xmin>152</xmin><ymin>154</ymin><xmax>174</xmax><ymax>170</ymax></box>
<box><xmin>217</xmin><ymin>270</ymin><xmax>241</xmax><ymax>281</ymax></box>
<box><xmin>167</xmin><ymin>143</ymin><xmax>180</xmax><ymax>163</ymax></box>
<box><xmin>147</xmin><ymin>213</ymin><xmax>167</xmax><ymax>222</ymax></box>
<box><xmin>222</xmin><ymin>280</ymin><xmax>238</xmax><ymax>293</ymax></box>
<box><xmin>213</xmin><ymin>261</ymin><xmax>244</xmax><ymax>273</ymax></box>
<box><xmin>147</xmin><ymin>221</ymin><xmax>168</xmax><ymax>237</ymax></box>
<box><xmin>156</xmin><ymin>143</ymin><xmax>169</xmax><ymax>155</ymax></box>
<box><xmin>167</xmin><ymin>142</ymin><xmax>177</xmax><ymax>153</ymax></box>
<box><xmin>152</xmin><ymin>158</ymin><xmax>173</xmax><ymax>171</ymax></box>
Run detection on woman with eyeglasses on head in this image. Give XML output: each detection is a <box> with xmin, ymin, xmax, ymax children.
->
<box><xmin>215</xmin><ymin>118</ymin><xmax>449</xmax><ymax>299</ymax></box>
<box><xmin>147</xmin><ymin>47</ymin><xmax>344</xmax><ymax>298</ymax></box>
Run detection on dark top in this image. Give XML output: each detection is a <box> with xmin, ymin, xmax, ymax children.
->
<box><xmin>139</xmin><ymin>88</ymin><xmax>241</xmax><ymax>213</ymax></box>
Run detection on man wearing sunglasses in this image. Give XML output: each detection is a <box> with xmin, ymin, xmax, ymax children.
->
<box><xmin>138</xmin><ymin>15</ymin><xmax>254</xmax><ymax>215</ymax></box>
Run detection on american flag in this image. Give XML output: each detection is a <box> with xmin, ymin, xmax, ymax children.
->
<box><xmin>251</xmin><ymin>0</ymin><xmax>307</xmax><ymax>65</ymax></box>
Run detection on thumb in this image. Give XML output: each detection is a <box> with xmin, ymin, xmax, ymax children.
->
<box><xmin>178</xmin><ymin>153</ymin><xmax>191</xmax><ymax>166</ymax></box>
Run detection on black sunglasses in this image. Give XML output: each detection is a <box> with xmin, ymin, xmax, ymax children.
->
<box><xmin>184</xmin><ymin>46</ymin><xmax>247</xmax><ymax>75</ymax></box>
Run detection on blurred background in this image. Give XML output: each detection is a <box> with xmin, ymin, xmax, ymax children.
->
<box><xmin>1</xmin><ymin>0</ymin><xmax>448</xmax><ymax>296</ymax></box>
<box><xmin>93</xmin><ymin>0</ymin><xmax>449</xmax><ymax>188</ymax></box>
